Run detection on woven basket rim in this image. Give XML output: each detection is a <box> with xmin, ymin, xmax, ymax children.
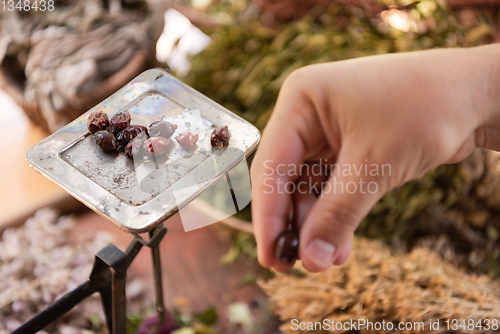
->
<box><xmin>0</xmin><ymin>49</ymin><xmax>149</xmax><ymax>133</ymax></box>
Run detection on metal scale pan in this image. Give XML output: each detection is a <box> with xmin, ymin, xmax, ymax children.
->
<box><xmin>26</xmin><ymin>68</ymin><xmax>261</xmax><ymax>233</ymax></box>
<box><xmin>16</xmin><ymin>69</ymin><xmax>260</xmax><ymax>334</ymax></box>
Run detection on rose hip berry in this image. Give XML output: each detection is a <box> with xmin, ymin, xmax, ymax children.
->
<box><xmin>87</xmin><ymin>111</ymin><xmax>109</xmax><ymax>134</ymax></box>
<box><xmin>125</xmin><ymin>137</ymin><xmax>145</xmax><ymax>159</ymax></box>
<box><xmin>143</xmin><ymin>137</ymin><xmax>171</xmax><ymax>155</ymax></box>
<box><xmin>93</xmin><ymin>130</ymin><xmax>118</xmax><ymax>152</ymax></box>
<box><xmin>275</xmin><ymin>230</ymin><xmax>299</xmax><ymax>264</ymax></box>
<box><xmin>175</xmin><ymin>132</ymin><xmax>199</xmax><ymax>150</ymax></box>
<box><xmin>210</xmin><ymin>126</ymin><xmax>229</xmax><ymax>148</ymax></box>
<box><xmin>108</xmin><ymin>111</ymin><xmax>131</xmax><ymax>135</ymax></box>
<box><xmin>149</xmin><ymin>121</ymin><xmax>177</xmax><ymax>139</ymax></box>
<box><xmin>116</xmin><ymin>125</ymin><xmax>148</xmax><ymax>147</ymax></box>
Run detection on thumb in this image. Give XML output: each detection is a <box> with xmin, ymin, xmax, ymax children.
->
<box><xmin>299</xmin><ymin>153</ymin><xmax>388</xmax><ymax>272</ymax></box>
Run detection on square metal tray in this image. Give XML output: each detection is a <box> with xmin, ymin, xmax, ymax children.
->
<box><xmin>26</xmin><ymin>69</ymin><xmax>260</xmax><ymax>233</ymax></box>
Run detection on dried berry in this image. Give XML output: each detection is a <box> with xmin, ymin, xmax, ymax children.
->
<box><xmin>149</xmin><ymin>121</ymin><xmax>177</xmax><ymax>139</ymax></box>
<box><xmin>93</xmin><ymin>130</ymin><xmax>118</xmax><ymax>152</ymax></box>
<box><xmin>87</xmin><ymin>111</ymin><xmax>109</xmax><ymax>134</ymax></box>
<box><xmin>116</xmin><ymin>125</ymin><xmax>148</xmax><ymax>148</ymax></box>
<box><xmin>175</xmin><ymin>132</ymin><xmax>199</xmax><ymax>150</ymax></box>
<box><xmin>210</xmin><ymin>126</ymin><xmax>229</xmax><ymax>148</ymax></box>
<box><xmin>108</xmin><ymin>111</ymin><xmax>131</xmax><ymax>135</ymax></box>
<box><xmin>143</xmin><ymin>137</ymin><xmax>171</xmax><ymax>155</ymax></box>
<box><xmin>125</xmin><ymin>137</ymin><xmax>145</xmax><ymax>159</ymax></box>
<box><xmin>275</xmin><ymin>230</ymin><xmax>299</xmax><ymax>264</ymax></box>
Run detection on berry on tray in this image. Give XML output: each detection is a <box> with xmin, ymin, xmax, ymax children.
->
<box><xmin>87</xmin><ymin>111</ymin><xmax>109</xmax><ymax>134</ymax></box>
<box><xmin>93</xmin><ymin>130</ymin><xmax>118</xmax><ymax>152</ymax></box>
<box><xmin>210</xmin><ymin>126</ymin><xmax>229</xmax><ymax>148</ymax></box>
<box><xmin>143</xmin><ymin>137</ymin><xmax>171</xmax><ymax>155</ymax></box>
<box><xmin>108</xmin><ymin>111</ymin><xmax>131</xmax><ymax>135</ymax></box>
<box><xmin>148</xmin><ymin>121</ymin><xmax>177</xmax><ymax>139</ymax></box>
<box><xmin>175</xmin><ymin>132</ymin><xmax>199</xmax><ymax>150</ymax></box>
<box><xmin>116</xmin><ymin>125</ymin><xmax>148</xmax><ymax>148</ymax></box>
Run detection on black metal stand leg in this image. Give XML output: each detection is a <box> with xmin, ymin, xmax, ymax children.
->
<box><xmin>90</xmin><ymin>244</ymin><xmax>128</xmax><ymax>334</ymax></box>
<box><xmin>11</xmin><ymin>282</ymin><xmax>95</xmax><ymax>334</ymax></box>
<box><xmin>150</xmin><ymin>226</ymin><xmax>166</xmax><ymax>324</ymax></box>
<box><xmin>112</xmin><ymin>271</ymin><xmax>127</xmax><ymax>334</ymax></box>
<box><xmin>98</xmin><ymin>285</ymin><xmax>114</xmax><ymax>332</ymax></box>
<box><xmin>12</xmin><ymin>226</ymin><xmax>168</xmax><ymax>334</ymax></box>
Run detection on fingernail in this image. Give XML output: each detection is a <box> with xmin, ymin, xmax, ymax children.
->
<box><xmin>307</xmin><ymin>239</ymin><xmax>336</xmax><ymax>269</ymax></box>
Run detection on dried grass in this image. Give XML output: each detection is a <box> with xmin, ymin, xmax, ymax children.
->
<box><xmin>259</xmin><ymin>238</ymin><xmax>500</xmax><ymax>333</ymax></box>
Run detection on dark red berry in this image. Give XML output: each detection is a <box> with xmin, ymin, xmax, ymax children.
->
<box><xmin>149</xmin><ymin>121</ymin><xmax>177</xmax><ymax>139</ymax></box>
<box><xmin>275</xmin><ymin>230</ymin><xmax>299</xmax><ymax>264</ymax></box>
<box><xmin>210</xmin><ymin>126</ymin><xmax>229</xmax><ymax>148</ymax></box>
<box><xmin>87</xmin><ymin>111</ymin><xmax>109</xmax><ymax>134</ymax></box>
<box><xmin>124</xmin><ymin>137</ymin><xmax>145</xmax><ymax>159</ymax></box>
<box><xmin>143</xmin><ymin>137</ymin><xmax>171</xmax><ymax>155</ymax></box>
<box><xmin>93</xmin><ymin>130</ymin><xmax>117</xmax><ymax>152</ymax></box>
<box><xmin>116</xmin><ymin>125</ymin><xmax>148</xmax><ymax>147</ymax></box>
<box><xmin>175</xmin><ymin>132</ymin><xmax>199</xmax><ymax>150</ymax></box>
<box><xmin>108</xmin><ymin>111</ymin><xmax>131</xmax><ymax>135</ymax></box>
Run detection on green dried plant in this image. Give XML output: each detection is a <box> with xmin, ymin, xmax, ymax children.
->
<box><xmin>183</xmin><ymin>1</ymin><xmax>500</xmax><ymax>275</ymax></box>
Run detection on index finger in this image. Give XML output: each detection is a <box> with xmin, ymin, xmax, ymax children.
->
<box><xmin>251</xmin><ymin>116</ymin><xmax>306</xmax><ymax>268</ymax></box>
<box><xmin>250</xmin><ymin>81</ymin><xmax>324</xmax><ymax>268</ymax></box>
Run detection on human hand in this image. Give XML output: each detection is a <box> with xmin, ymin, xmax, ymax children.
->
<box><xmin>251</xmin><ymin>45</ymin><xmax>500</xmax><ymax>272</ymax></box>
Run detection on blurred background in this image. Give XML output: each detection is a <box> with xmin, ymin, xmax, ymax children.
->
<box><xmin>1</xmin><ymin>0</ymin><xmax>500</xmax><ymax>333</ymax></box>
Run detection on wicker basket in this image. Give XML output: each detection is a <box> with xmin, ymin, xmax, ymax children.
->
<box><xmin>0</xmin><ymin>0</ymin><xmax>164</xmax><ymax>133</ymax></box>
<box><xmin>0</xmin><ymin>49</ymin><xmax>149</xmax><ymax>134</ymax></box>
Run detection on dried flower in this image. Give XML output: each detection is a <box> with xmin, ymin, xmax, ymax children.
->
<box><xmin>0</xmin><ymin>209</ymin><xmax>146</xmax><ymax>331</ymax></box>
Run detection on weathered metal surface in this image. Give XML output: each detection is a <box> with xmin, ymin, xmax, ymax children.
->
<box><xmin>26</xmin><ymin>69</ymin><xmax>260</xmax><ymax>233</ymax></box>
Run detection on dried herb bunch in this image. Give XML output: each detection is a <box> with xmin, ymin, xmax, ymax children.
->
<box><xmin>359</xmin><ymin>149</ymin><xmax>500</xmax><ymax>276</ymax></box>
<box><xmin>186</xmin><ymin>0</ymin><xmax>500</xmax><ymax>275</ymax></box>
<box><xmin>184</xmin><ymin>0</ymin><xmax>495</xmax><ymax>131</ymax></box>
<box><xmin>259</xmin><ymin>238</ymin><xmax>500</xmax><ymax>334</ymax></box>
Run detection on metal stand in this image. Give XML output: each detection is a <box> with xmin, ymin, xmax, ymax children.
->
<box><xmin>12</xmin><ymin>225</ymin><xmax>168</xmax><ymax>334</ymax></box>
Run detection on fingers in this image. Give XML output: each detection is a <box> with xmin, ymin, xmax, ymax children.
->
<box><xmin>445</xmin><ymin>133</ymin><xmax>476</xmax><ymax>164</ymax></box>
<box><xmin>475</xmin><ymin>126</ymin><xmax>500</xmax><ymax>152</ymax></box>
<box><xmin>291</xmin><ymin>164</ymin><xmax>327</xmax><ymax>229</ymax></box>
<box><xmin>298</xmin><ymin>149</ymin><xmax>387</xmax><ymax>272</ymax></box>
<box><xmin>271</xmin><ymin>260</ymin><xmax>296</xmax><ymax>273</ymax></box>
<box><xmin>333</xmin><ymin>234</ymin><xmax>352</xmax><ymax>265</ymax></box>
<box><xmin>251</xmin><ymin>71</ymin><xmax>331</xmax><ymax>269</ymax></box>
<box><xmin>267</xmin><ymin>163</ymin><xmax>327</xmax><ymax>272</ymax></box>
<box><xmin>251</xmin><ymin>114</ymin><xmax>307</xmax><ymax>268</ymax></box>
